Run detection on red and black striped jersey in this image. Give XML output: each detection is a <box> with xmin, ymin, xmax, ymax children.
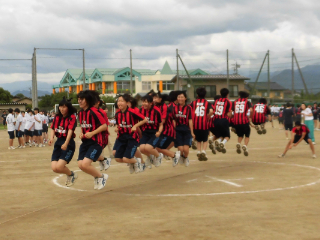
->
<box><xmin>162</xmin><ymin>103</ymin><xmax>175</xmax><ymax>137</ymax></box>
<box><xmin>139</xmin><ymin>105</ymin><xmax>161</xmax><ymax>132</ymax></box>
<box><xmin>292</xmin><ymin>124</ymin><xmax>310</xmax><ymax>136</ymax></box>
<box><xmin>115</xmin><ymin>107</ymin><xmax>145</xmax><ymax>141</ymax></box>
<box><xmin>189</xmin><ymin>99</ymin><xmax>212</xmax><ymax>130</ymax></box>
<box><xmin>78</xmin><ymin>107</ymin><xmax>107</xmax><ymax>147</ymax></box>
<box><xmin>156</xmin><ymin>102</ymin><xmax>168</xmax><ymax>120</ymax></box>
<box><xmin>209</xmin><ymin>115</ymin><xmax>215</xmax><ymax>128</ymax></box>
<box><xmin>97</xmin><ymin>107</ymin><xmax>109</xmax><ymax>126</ymax></box>
<box><xmin>51</xmin><ymin>114</ymin><xmax>77</xmax><ymax>138</ymax></box>
<box><xmin>252</xmin><ymin>103</ymin><xmax>270</xmax><ymax>123</ymax></box>
<box><xmin>232</xmin><ymin>98</ymin><xmax>252</xmax><ymax>125</ymax></box>
<box><xmin>173</xmin><ymin>104</ymin><xmax>192</xmax><ymax>128</ymax></box>
<box><xmin>212</xmin><ymin>98</ymin><xmax>232</xmax><ymax>119</ymax></box>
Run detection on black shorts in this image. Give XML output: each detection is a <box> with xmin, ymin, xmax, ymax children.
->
<box><xmin>3</xmin><ymin>120</ymin><xmax>6</xmax><ymax>126</ymax></box>
<box><xmin>34</xmin><ymin>130</ymin><xmax>42</xmax><ymax>136</ymax></box>
<box><xmin>252</xmin><ymin>120</ymin><xmax>265</xmax><ymax>126</ymax></box>
<box><xmin>51</xmin><ymin>138</ymin><xmax>76</xmax><ymax>163</ymax></box>
<box><xmin>158</xmin><ymin>135</ymin><xmax>174</xmax><ymax>149</ymax></box>
<box><xmin>234</xmin><ymin>124</ymin><xmax>251</xmax><ymax>138</ymax></box>
<box><xmin>194</xmin><ymin>129</ymin><xmax>209</xmax><ymax>142</ymax></box>
<box><xmin>15</xmin><ymin>130</ymin><xmax>23</xmax><ymax>138</ymax></box>
<box><xmin>8</xmin><ymin>131</ymin><xmax>15</xmax><ymax>139</ymax></box>
<box><xmin>114</xmin><ymin>134</ymin><xmax>139</xmax><ymax>159</ymax></box>
<box><xmin>25</xmin><ymin>129</ymin><xmax>33</xmax><ymax>137</ymax></box>
<box><xmin>175</xmin><ymin>128</ymin><xmax>192</xmax><ymax>147</ymax></box>
<box><xmin>213</xmin><ymin>118</ymin><xmax>230</xmax><ymax>138</ymax></box>
<box><xmin>140</xmin><ymin>131</ymin><xmax>162</xmax><ymax>148</ymax></box>
<box><xmin>113</xmin><ymin>138</ymin><xmax>121</xmax><ymax>151</ymax></box>
<box><xmin>296</xmin><ymin>115</ymin><xmax>301</xmax><ymax>122</ymax></box>
<box><xmin>78</xmin><ymin>139</ymin><xmax>103</xmax><ymax>162</ymax></box>
<box><xmin>42</xmin><ymin>125</ymin><xmax>48</xmax><ymax>133</ymax></box>
<box><xmin>209</xmin><ymin>127</ymin><xmax>216</xmax><ymax>136</ymax></box>
<box><xmin>293</xmin><ymin>134</ymin><xmax>310</xmax><ymax>144</ymax></box>
<box><xmin>284</xmin><ymin>123</ymin><xmax>293</xmax><ymax>131</ymax></box>
<box><xmin>279</xmin><ymin>119</ymin><xmax>283</xmax><ymax>124</ymax></box>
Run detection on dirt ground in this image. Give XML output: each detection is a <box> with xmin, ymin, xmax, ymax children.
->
<box><xmin>1</xmin><ymin>123</ymin><xmax>320</xmax><ymax>240</ymax></box>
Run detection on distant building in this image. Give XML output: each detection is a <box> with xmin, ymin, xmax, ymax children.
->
<box><xmin>12</xmin><ymin>97</ymin><xmax>32</xmax><ymax>105</ymax></box>
<box><xmin>245</xmin><ymin>82</ymin><xmax>287</xmax><ymax>100</ymax></box>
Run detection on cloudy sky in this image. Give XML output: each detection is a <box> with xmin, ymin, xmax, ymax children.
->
<box><xmin>0</xmin><ymin>0</ymin><xmax>320</xmax><ymax>85</ymax></box>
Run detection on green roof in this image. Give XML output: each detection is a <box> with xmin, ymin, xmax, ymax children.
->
<box><xmin>161</xmin><ymin>61</ymin><xmax>173</xmax><ymax>74</ymax></box>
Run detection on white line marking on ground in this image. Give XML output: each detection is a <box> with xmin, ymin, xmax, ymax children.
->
<box><xmin>205</xmin><ymin>176</ymin><xmax>242</xmax><ymax>187</ymax></box>
<box><xmin>125</xmin><ymin>161</ymin><xmax>320</xmax><ymax>197</ymax></box>
<box><xmin>186</xmin><ymin>179</ymin><xmax>198</xmax><ymax>183</ymax></box>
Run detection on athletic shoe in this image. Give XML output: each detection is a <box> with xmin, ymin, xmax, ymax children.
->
<box><xmin>242</xmin><ymin>145</ymin><xmax>248</xmax><ymax>157</ymax></box>
<box><xmin>21</xmin><ymin>145</ymin><xmax>25</xmax><ymax>149</ymax></box>
<box><xmin>94</xmin><ymin>178</ymin><xmax>99</xmax><ymax>190</ymax></box>
<box><xmin>221</xmin><ymin>148</ymin><xmax>227</xmax><ymax>154</ymax></box>
<box><xmin>209</xmin><ymin>144</ymin><xmax>214</xmax><ymax>150</ymax></box>
<box><xmin>39</xmin><ymin>144</ymin><xmax>43</xmax><ymax>148</ymax></box>
<box><xmin>262</xmin><ymin>129</ymin><xmax>267</xmax><ymax>134</ymax></box>
<box><xmin>103</xmin><ymin>157</ymin><xmax>111</xmax><ymax>171</ymax></box>
<box><xmin>201</xmin><ymin>152</ymin><xmax>208</xmax><ymax>161</ymax></box>
<box><xmin>219</xmin><ymin>142</ymin><xmax>225</xmax><ymax>150</ymax></box>
<box><xmin>312</xmin><ymin>154</ymin><xmax>317</xmax><ymax>159</ymax></box>
<box><xmin>99</xmin><ymin>160</ymin><xmax>105</xmax><ymax>171</ymax></box>
<box><xmin>197</xmin><ymin>151</ymin><xmax>201</xmax><ymax>157</ymax></box>
<box><xmin>18</xmin><ymin>145</ymin><xmax>22</xmax><ymax>149</ymax></box>
<box><xmin>150</xmin><ymin>155</ymin><xmax>155</xmax><ymax>165</ymax></box>
<box><xmin>312</xmin><ymin>142</ymin><xmax>316</xmax><ymax>145</ymax></box>
<box><xmin>214</xmin><ymin>140</ymin><xmax>221</xmax><ymax>152</ymax></box>
<box><xmin>129</xmin><ymin>163</ymin><xmax>135</xmax><ymax>174</ymax></box>
<box><xmin>145</xmin><ymin>156</ymin><xmax>152</xmax><ymax>169</ymax></box>
<box><xmin>278</xmin><ymin>154</ymin><xmax>285</xmax><ymax>158</ymax></box>
<box><xmin>211</xmin><ymin>148</ymin><xmax>216</xmax><ymax>154</ymax></box>
<box><xmin>191</xmin><ymin>141</ymin><xmax>197</xmax><ymax>150</ymax></box>
<box><xmin>236</xmin><ymin>143</ymin><xmax>241</xmax><ymax>154</ymax></box>
<box><xmin>164</xmin><ymin>155</ymin><xmax>171</xmax><ymax>161</ymax></box>
<box><xmin>35</xmin><ymin>144</ymin><xmax>39</xmax><ymax>147</ymax></box>
<box><xmin>257</xmin><ymin>130</ymin><xmax>263</xmax><ymax>135</ymax></box>
<box><xmin>209</xmin><ymin>139</ymin><xmax>213</xmax><ymax>144</ymax></box>
<box><xmin>172</xmin><ymin>151</ymin><xmax>180</xmax><ymax>167</ymax></box>
<box><xmin>154</xmin><ymin>153</ymin><xmax>163</xmax><ymax>167</ymax></box>
<box><xmin>140</xmin><ymin>163</ymin><xmax>146</xmax><ymax>172</ymax></box>
<box><xmin>134</xmin><ymin>158</ymin><xmax>142</xmax><ymax>174</ymax></box>
<box><xmin>184</xmin><ymin>157</ymin><xmax>190</xmax><ymax>167</ymax></box>
<box><xmin>66</xmin><ymin>172</ymin><xmax>78</xmax><ymax>187</ymax></box>
<box><xmin>97</xmin><ymin>174</ymin><xmax>108</xmax><ymax>190</ymax></box>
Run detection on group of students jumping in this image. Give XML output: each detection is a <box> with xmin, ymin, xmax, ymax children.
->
<box><xmin>48</xmin><ymin>87</ymin><xmax>316</xmax><ymax>190</ymax></box>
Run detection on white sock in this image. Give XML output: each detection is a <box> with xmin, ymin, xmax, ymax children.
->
<box><xmin>217</xmin><ymin>139</ymin><xmax>222</xmax><ymax>143</ymax></box>
<box><xmin>222</xmin><ymin>139</ymin><xmax>227</xmax><ymax>144</ymax></box>
<box><xmin>197</xmin><ymin>151</ymin><xmax>201</xmax><ymax>154</ymax></box>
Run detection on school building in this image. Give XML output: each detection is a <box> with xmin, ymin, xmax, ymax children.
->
<box><xmin>52</xmin><ymin>61</ymin><xmax>250</xmax><ymax>101</ymax></box>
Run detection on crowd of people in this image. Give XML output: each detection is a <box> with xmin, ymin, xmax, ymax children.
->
<box><xmin>4</xmin><ymin>88</ymin><xmax>317</xmax><ymax>190</ymax></box>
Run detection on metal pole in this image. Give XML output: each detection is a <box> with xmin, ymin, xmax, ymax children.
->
<box><xmin>267</xmin><ymin>50</ymin><xmax>270</xmax><ymax>102</ymax></box>
<box><xmin>227</xmin><ymin>49</ymin><xmax>229</xmax><ymax>90</ymax></box>
<box><xmin>294</xmin><ymin>52</ymin><xmax>309</xmax><ymax>95</ymax></box>
<box><xmin>251</xmin><ymin>52</ymin><xmax>268</xmax><ymax>97</ymax></box>
<box><xmin>82</xmin><ymin>49</ymin><xmax>86</xmax><ymax>91</ymax></box>
<box><xmin>178</xmin><ymin>54</ymin><xmax>193</xmax><ymax>85</ymax></box>
<box><xmin>31</xmin><ymin>53</ymin><xmax>34</xmax><ymax>107</ymax></box>
<box><xmin>292</xmin><ymin>48</ymin><xmax>294</xmax><ymax>103</ymax></box>
<box><xmin>34</xmin><ymin>48</ymin><xmax>38</xmax><ymax>108</ymax></box>
<box><xmin>176</xmin><ymin>49</ymin><xmax>179</xmax><ymax>90</ymax></box>
<box><xmin>130</xmin><ymin>49</ymin><xmax>133</xmax><ymax>94</ymax></box>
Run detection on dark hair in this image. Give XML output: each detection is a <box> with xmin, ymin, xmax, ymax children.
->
<box><xmin>239</xmin><ymin>91</ymin><xmax>249</xmax><ymax>99</ymax></box>
<box><xmin>220</xmin><ymin>88</ymin><xmax>229</xmax><ymax>98</ymax></box>
<box><xmin>297</xmin><ymin>104</ymin><xmax>300</xmax><ymax>107</ymax></box>
<box><xmin>27</xmin><ymin>109</ymin><xmax>32</xmax><ymax>113</ymax></box>
<box><xmin>259</xmin><ymin>98</ymin><xmax>267</xmax><ymax>104</ymax></box>
<box><xmin>8</xmin><ymin>108</ymin><xmax>13</xmax><ymax>113</ymax></box>
<box><xmin>34</xmin><ymin>108</ymin><xmax>39</xmax><ymax>111</ymax></box>
<box><xmin>176</xmin><ymin>90</ymin><xmax>187</xmax><ymax>99</ymax></box>
<box><xmin>118</xmin><ymin>93</ymin><xmax>131</xmax><ymax>103</ymax></box>
<box><xmin>129</xmin><ymin>97</ymin><xmax>138</xmax><ymax>109</ymax></box>
<box><xmin>77</xmin><ymin>90</ymin><xmax>97</xmax><ymax>109</ymax></box>
<box><xmin>214</xmin><ymin>95</ymin><xmax>221</xmax><ymax>100</ymax></box>
<box><xmin>295</xmin><ymin>121</ymin><xmax>301</xmax><ymax>126</ymax></box>
<box><xmin>21</xmin><ymin>111</ymin><xmax>25</xmax><ymax>114</ymax></box>
<box><xmin>58</xmin><ymin>97</ymin><xmax>76</xmax><ymax>117</ymax></box>
<box><xmin>147</xmin><ymin>89</ymin><xmax>156</xmax><ymax>97</ymax></box>
<box><xmin>286</xmin><ymin>102</ymin><xmax>291</xmax><ymax>107</ymax></box>
<box><xmin>142</xmin><ymin>94</ymin><xmax>153</xmax><ymax>103</ymax></box>
<box><xmin>196</xmin><ymin>87</ymin><xmax>206</xmax><ymax>99</ymax></box>
<box><xmin>14</xmin><ymin>108</ymin><xmax>20</xmax><ymax>113</ymax></box>
<box><xmin>168</xmin><ymin>91</ymin><xmax>178</xmax><ymax>103</ymax></box>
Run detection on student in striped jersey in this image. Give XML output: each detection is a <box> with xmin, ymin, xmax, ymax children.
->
<box><xmin>173</xmin><ymin>91</ymin><xmax>195</xmax><ymax>166</ymax></box>
<box><xmin>77</xmin><ymin>90</ymin><xmax>109</xmax><ymax>190</ymax></box>
<box><xmin>48</xmin><ymin>97</ymin><xmax>78</xmax><ymax>187</ymax></box>
<box><xmin>139</xmin><ymin>95</ymin><xmax>164</xmax><ymax>168</ymax></box>
<box><xmin>114</xmin><ymin>94</ymin><xmax>148</xmax><ymax>173</ymax></box>
<box><xmin>232</xmin><ymin>91</ymin><xmax>253</xmax><ymax>156</ymax></box>
<box><xmin>190</xmin><ymin>87</ymin><xmax>213</xmax><ymax>161</ymax></box>
<box><xmin>251</xmin><ymin>98</ymin><xmax>271</xmax><ymax>134</ymax></box>
<box><xmin>212</xmin><ymin>88</ymin><xmax>232</xmax><ymax>153</ymax></box>
<box><xmin>208</xmin><ymin>95</ymin><xmax>221</xmax><ymax>154</ymax></box>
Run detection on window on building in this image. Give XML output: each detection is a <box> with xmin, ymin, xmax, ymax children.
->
<box><xmin>263</xmin><ymin>91</ymin><xmax>268</xmax><ymax>97</ymax></box>
<box><xmin>274</xmin><ymin>91</ymin><xmax>280</xmax><ymax>97</ymax></box>
<box><xmin>142</xmin><ymin>82</ymin><xmax>151</xmax><ymax>91</ymax></box>
<box><xmin>96</xmin><ymin>83</ymin><xmax>102</xmax><ymax>90</ymax></box>
<box><xmin>229</xmin><ymin>85</ymin><xmax>238</xmax><ymax>97</ymax></box>
<box><xmin>194</xmin><ymin>85</ymin><xmax>216</xmax><ymax>98</ymax></box>
<box><xmin>156</xmin><ymin>81</ymin><xmax>175</xmax><ymax>91</ymax></box>
<box><xmin>117</xmin><ymin>81</ymin><xmax>135</xmax><ymax>93</ymax></box>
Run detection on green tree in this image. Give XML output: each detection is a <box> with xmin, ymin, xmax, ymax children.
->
<box><xmin>0</xmin><ymin>87</ymin><xmax>12</xmax><ymax>103</ymax></box>
<box><xmin>101</xmin><ymin>95</ymin><xmax>115</xmax><ymax>103</ymax></box>
<box><xmin>15</xmin><ymin>93</ymin><xmax>25</xmax><ymax>99</ymax></box>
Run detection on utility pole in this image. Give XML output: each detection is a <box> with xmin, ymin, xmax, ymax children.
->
<box><xmin>251</xmin><ymin>51</ymin><xmax>268</xmax><ymax>97</ymax></box>
<box><xmin>227</xmin><ymin>49</ymin><xmax>229</xmax><ymax>90</ymax></box>
<box><xmin>176</xmin><ymin>49</ymin><xmax>179</xmax><ymax>90</ymax></box>
<box><xmin>267</xmin><ymin>50</ymin><xmax>270</xmax><ymax>102</ymax></box>
<box><xmin>130</xmin><ymin>49</ymin><xmax>133</xmax><ymax>93</ymax></box>
<box><xmin>292</xmin><ymin>48</ymin><xmax>294</xmax><ymax>103</ymax></box>
<box><xmin>33</xmin><ymin>48</ymin><xmax>38</xmax><ymax>108</ymax></box>
<box><xmin>83</xmin><ymin>49</ymin><xmax>86</xmax><ymax>91</ymax></box>
<box><xmin>294</xmin><ymin>52</ymin><xmax>309</xmax><ymax>95</ymax></box>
